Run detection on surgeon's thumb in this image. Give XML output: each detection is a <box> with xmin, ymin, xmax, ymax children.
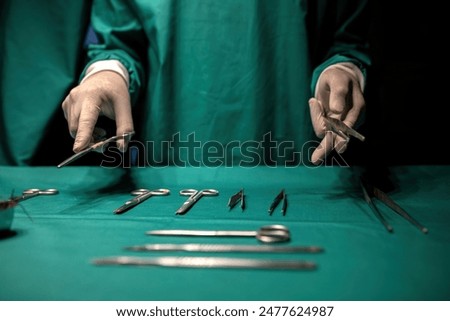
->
<box><xmin>309</xmin><ymin>98</ymin><xmax>326</xmax><ymax>138</ymax></box>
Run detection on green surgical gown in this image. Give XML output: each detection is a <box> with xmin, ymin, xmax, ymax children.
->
<box><xmin>87</xmin><ymin>0</ymin><xmax>370</xmax><ymax>166</ymax></box>
<box><xmin>0</xmin><ymin>0</ymin><xmax>370</xmax><ymax>166</ymax></box>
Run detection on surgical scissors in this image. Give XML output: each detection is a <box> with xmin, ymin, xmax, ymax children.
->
<box><xmin>360</xmin><ymin>177</ymin><xmax>428</xmax><ymax>234</ymax></box>
<box><xmin>18</xmin><ymin>189</ymin><xmax>59</xmax><ymax>202</ymax></box>
<box><xmin>57</xmin><ymin>131</ymin><xmax>135</xmax><ymax>168</ymax></box>
<box><xmin>147</xmin><ymin>224</ymin><xmax>291</xmax><ymax>243</ymax></box>
<box><xmin>114</xmin><ymin>188</ymin><xmax>170</xmax><ymax>214</ymax></box>
<box><xmin>1</xmin><ymin>188</ymin><xmax>59</xmax><ymax>208</ymax></box>
<box><xmin>175</xmin><ymin>189</ymin><xmax>219</xmax><ymax>215</ymax></box>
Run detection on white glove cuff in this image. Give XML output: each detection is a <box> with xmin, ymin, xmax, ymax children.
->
<box><xmin>315</xmin><ymin>62</ymin><xmax>365</xmax><ymax>97</ymax></box>
<box><xmin>81</xmin><ymin>59</ymin><xmax>130</xmax><ymax>87</ymax></box>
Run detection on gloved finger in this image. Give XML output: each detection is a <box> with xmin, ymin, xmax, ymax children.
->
<box><xmin>328</xmin><ymin>83</ymin><xmax>348</xmax><ymax>115</ymax></box>
<box><xmin>309</xmin><ymin>98</ymin><xmax>326</xmax><ymax>138</ymax></box>
<box><xmin>334</xmin><ymin>135</ymin><xmax>348</xmax><ymax>154</ymax></box>
<box><xmin>311</xmin><ymin>131</ymin><xmax>334</xmax><ymax>165</ymax></box>
<box><xmin>113</xmin><ymin>95</ymin><xmax>134</xmax><ymax>152</ymax></box>
<box><xmin>342</xmin><ymin>83</ymin><xmax>365</xmax><ymax>129</ymax></box>
<box><xmin>73</xmin><ymin>102</ymin><xmax>101</xmax><ymax>153</ymax></box>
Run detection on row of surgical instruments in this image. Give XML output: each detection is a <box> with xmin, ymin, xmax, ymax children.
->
<box><xmin>92</xmin><ymin>224</ymin><xmax>323</xmax><ymax>270</ymax></box>
<box><xmin>114</xmin><ymin>188</ymin><xmax>288</xmax><ymax>216</ymax></box>
<box><xmin>113</xmin><ymin>188</ymin><xmax>219</xmax><ymax>215</ymax></box>
<box><xmin>1</xmin><ymin>183</ymin><xmax>427</xmax><ymax>235</ymax></box>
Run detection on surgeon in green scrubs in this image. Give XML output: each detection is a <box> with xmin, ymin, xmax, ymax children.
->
<box><xmin>62</xmin><ymin>0</ymin><xmax>371</xmax><ymax>166</ymax></box>
<box><xmin>0</xmin><ymin>0</ymin><xmax>91</xmax><ymax>165</ymax></box>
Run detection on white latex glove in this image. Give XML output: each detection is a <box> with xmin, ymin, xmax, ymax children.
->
<box><xmin>61</xmin><ymin>70</ymin><xmax>134</xmax><ymax>153</ymax></box>
<box><xmin>309</xmin><ymin>63</ymin><xmax>365</xmax><ymax>165</ymax></box>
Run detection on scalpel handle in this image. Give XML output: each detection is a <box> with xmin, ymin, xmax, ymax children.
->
<box><xmin>126</xmin><ymin>243</ymin><xmax>324</xmax><ymax>253</ymax></box>
<box><xmin>92</xmin><ymin>256</ymin><xmax>317</xmax><ymax>270</ymax></box>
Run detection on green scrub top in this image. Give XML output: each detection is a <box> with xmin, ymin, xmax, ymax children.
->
<box><xmin>87</xmin><ymin>0</ymin><xmax>370</xmax><ymax>167</ymax></box>
<box><xmin>0</xmin><ymin>0</ymin><xmax>91</xmax><ymax>165</ymax></box>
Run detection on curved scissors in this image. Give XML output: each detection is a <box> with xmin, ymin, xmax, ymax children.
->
<box><xmin>176</xmin><ymin>189</ymin><xmax>219</xmax><ymax>215</ymax></box>
<box><xmin>114</xmin><ymin>188</ymin><xmax>170</xmax><ymax>214</ymax></box>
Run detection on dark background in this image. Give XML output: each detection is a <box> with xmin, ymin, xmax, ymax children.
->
<box><xmin>350</xmin><ymin>1</ymin><xmax>446</xmax><ymax>166</ymax></box>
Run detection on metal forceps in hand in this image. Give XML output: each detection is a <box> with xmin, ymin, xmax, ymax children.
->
<box><xmin>323</xmin><ymin>117</ymin><xmax>365</xmax><ymax>142</ymax></box>
<box><xmin>57</xmin><ymin>131</ymin><xmax>135</xmax><ymax>168</ymax></box>
<box><xmin>114</xmin><ymin>188</ymin><xmax>170</xmax><ymax>214</ymax></box>
<box><xmin>175</xmin><ymin>189</ymin><xmax>219</xmax><ymax>215</ymax></box>
<box><xmin>360</xmin><ymin>177</ymin><xmax>428</xmax><ymax>234</ymax></box>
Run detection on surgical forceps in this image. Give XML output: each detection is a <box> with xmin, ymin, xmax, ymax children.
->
<box><xmin>147</xmin><ymin>224</ymin><xmax>291</xmax><ymax>243</ymax></box>
<box><xmin>360</xmin><ymin>177</ymin><xmax>428</xmax><ymax>234</ymax></box>
<box><xmin>57</xmin><ymin>131</ymin><xmax>135</xmax><ymax>168</ymax></box>
<box><xmin>268</xmin><ymin>189</ymin><xmax>287</xmax><ymax>215</ymax></box>
<box><xmin>228</xmin><ymin>188</ymin><xmax>245</xmax><ymax>211</ymax></box>
<box><xmin>324</xmin><ymin>117</ymin><xmax>365</xmax><ymax>142</ymax></box>
<box><xmin>114</xmin><ymin>188</ymin><xmax>170</xmax><ymax>214</ymax></box>
<box><xmin>175</xmin><ymin>189</ymin><xmax>219</xmax><ymax>215</ymax></box>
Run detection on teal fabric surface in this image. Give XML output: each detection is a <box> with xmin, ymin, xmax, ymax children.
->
<box><xmin>0</xmin><ymin>166</ymin><xmax>449</xmax><ymax>300</ymax></box>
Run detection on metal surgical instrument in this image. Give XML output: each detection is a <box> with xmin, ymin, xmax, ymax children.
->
<box><xmin>175</xmin><ymin>189</ymin><xmax>219</xmax><ymax>215</ymax></box>
<box><xmin>125</xmin><ymin>243</ymin><xmax>323</xmax><ymax>253</ymax></box>
<box><xmin>360</xmin><ymin>177</ymin><xmax>428</xmax><ymax>234</ymax></box>
<box><xmin>57</xmin><ymin>131</ymin><xmax>135</xmax><ymax>168</ymax></box>
<box><xmin>114</xmin><ymin>188</ymin><xmax>170</xmax><ymax>214</ymax></box>
<box><xmin>323</xmin><ymin>117</ymin><xmax>365</xmax><ymax>142</ymax></box>
<box><xmin>18</xmin><ymin>188</ymin><xmax>59</xmax><ymax>202</ymax></box>
<box><xmin>268</xmin><ymin>189</ymin><xmax>287</xmax><ymax>215</ymax></box>
<box><xmin>92</xmin><ymin>256</ymin><xmax>316</xmax><ymax>270</ymax></box>
<box><xmin>228</xmin><ymin>188</ymin><xmax>245</xmax><ymax>211</ymax></box>
<box><xmin>0</xmin><ymin>189</ymin><xmax>59</xmax><ymax>226</ymax></box>
<box><xmin>146</xmin><ymin>224</ymin><xmax>291</xmax><ymax>243</ymax></box>
<box><xmin>0</xmin><ymin>188</ymin><xmax>59</xmax><ymax>210</ymax></box>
